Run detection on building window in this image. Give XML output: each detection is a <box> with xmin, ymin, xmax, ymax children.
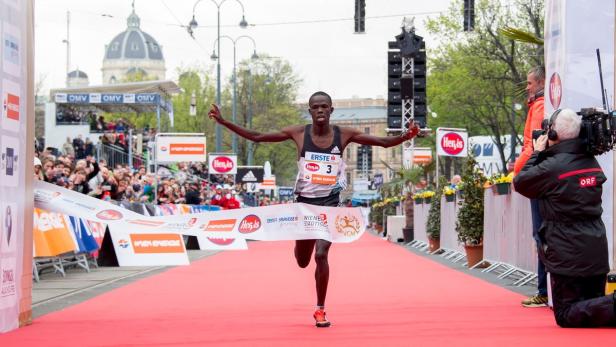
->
<box><xmin>132</xmin><ymin>42</ymin><xmax>139</xmax><ymax>51</ymax></box>
<box><xmin>392</xmin><ymin>147</ymin><xmax>396</xmax><ymax>159</ymax></box>
<box><xmin>364</xmin><ymin>127</ymin><xmax>370</xmax><ymax>134</ymax></box>
<box><xmin>346</xmin><ymin>147</ymin><xmax>351</xmax><ymax>159</ymax></box>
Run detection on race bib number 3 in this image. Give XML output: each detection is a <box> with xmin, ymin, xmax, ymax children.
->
<box><xmin>304</xmin><ymin>151</ymin><xmax>340</xmax><ymax>185</ymax></box>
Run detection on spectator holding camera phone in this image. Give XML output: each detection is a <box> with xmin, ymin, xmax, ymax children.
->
<box><xmin>513</xmin><ymin>108</ymin><xmax>615</xmax><ymax>327</ymax></box>
<box><xmin>514</xmin><ymin>66</ymin><xmax>549</xmax><ymax>308</ymax></box>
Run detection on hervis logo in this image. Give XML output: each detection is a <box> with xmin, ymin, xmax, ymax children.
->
<box><xmin>212</xmin><ymin>156</ymin><xmax>234</xmax><ymax>173</ymax></box>
<box><xmin>207</xmin><ymin>237</ymin><xmax>235</xmax><ymax>246</ymax></box>
<box><xmin>238</xmin><ymin>215</ymin><xmax>261</xmax><ymax>234</ymax></box>
<box><xmin>305</xmin><ymin>163</ymin><xmax>320</xmax><ymax>172</ymax></box>
<box><xmin>335</xmin><ymin>214</ymin><xmax>361</xmax><ymax>236</ymax></box>
<box><xmin>440</xmin><ymin>133</ymin><xmax>465</xmax><ymax>156</ymax></box>
<box><xmin>96</xmin><ymin>209</ymin><xmax>123</xmax><ymax>221</ymax></box>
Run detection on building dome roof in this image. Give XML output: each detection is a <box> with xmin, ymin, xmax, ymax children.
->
<box><xmin>104</xmin><ymin>8</ymin><xmax>163</xmax><ymax>61</ymax></box>
<box><xmin>67</xmin><ymin>69</ymin><xmax>88</xmax><ymax>78</ymax></box>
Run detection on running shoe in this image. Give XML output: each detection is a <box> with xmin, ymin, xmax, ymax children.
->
<box><xmin>521</xmin><ymin>294</ymin><xmax>548</xmax><ymax>307</ymax></box>
<box><xmin>313</xmin><ymin>309</ymin><xmax>331</xmax><ymax>327</ymax></box>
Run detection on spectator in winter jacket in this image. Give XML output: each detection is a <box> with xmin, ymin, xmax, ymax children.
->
<box><xmin>514</xmin><ymin>108</ymin><xmax>615</xmax><ymax>328</ymax></box>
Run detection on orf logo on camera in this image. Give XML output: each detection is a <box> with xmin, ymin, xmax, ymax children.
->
<box><xmin>549</xmin><ymin>72</ymin><xmax>562</xmax><ymax>109</ymax></box>
<box><xmin>440</xmin><ymin>133</ymin><xmax>465</xmax><ymax>156</ymax></box>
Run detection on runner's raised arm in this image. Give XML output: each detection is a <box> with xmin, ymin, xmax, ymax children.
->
<box><xmin>341</xmin><ymin>122</ymin><xmax>419</xmax><ymax>148</ymax></box>
<box><xmin>208</xmin><ymin>104</ymin><xmax>300</xmax><ymax>143</ymax></box>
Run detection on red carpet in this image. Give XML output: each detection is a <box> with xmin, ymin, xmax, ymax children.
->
<box><xmin>1</xmin><ymin>234</ymin><xmax>615</xmax><ymax>346</ymax></box>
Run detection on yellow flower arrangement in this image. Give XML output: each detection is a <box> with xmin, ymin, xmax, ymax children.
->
<box><xmin>443</xmin><ymin>186</ymin><xmax>456</xmax><ymax>196</ymax></box>
<box><xmin>490</xmin><ymin>173</ymin><xmax>513</xmax><ymax>184</ymax></box>
<box><xmin>421</xmin><ymin>191</ymin><xmax>436</xmax><ymax>199</ymax></box>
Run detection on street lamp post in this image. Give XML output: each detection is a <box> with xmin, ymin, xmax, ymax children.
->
<box><xmin>190</xmin><ymin>0</ymin><xmax>248</xmax><ymax>153</ymax></box>
<box><xmin>210</xmin><ymin>35</ymin><xmax>258</xmax><ymax>154</ymax></box>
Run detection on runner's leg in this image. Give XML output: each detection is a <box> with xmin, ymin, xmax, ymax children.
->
<box><xmin>314</xmin><ymin>239</ymin><xmax>332</xmax><ymax>307</ymax></box>
<box><xmin>295</xmin><ymin>239</ymin><xmax>316</xmax><ymax>268</ymax></box>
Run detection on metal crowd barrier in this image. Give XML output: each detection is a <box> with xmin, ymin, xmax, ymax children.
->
<box><xmin>410</xmin><ymin>202</ymin><xmax>430</xmax><ymax>251</ymax></box>
<box><xmin>436</xmin><ymin>196</ymin><xmax>466</xmax><ymax>262</ymax></box>
<box><xmin>409</xmin><ymin>189</ymin><xmax>538</xmax><ymax>286</ymax></box>
<box><xmin>480</xmin><ymin>189</ymin><xmax>538</xmax><ymax>285</ymax></box>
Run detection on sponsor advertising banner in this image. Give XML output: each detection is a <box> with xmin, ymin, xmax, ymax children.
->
<box><xmin>235</xmin><ymin>167</ymin><xmax>264</xmax><ymax>183</ymax></box>
<box><xmin>156</xmin><ymin>136</ymin><xmax>207</xmax><ymax>163</ymax></box>
<box><xmin>33</xmin><ymin>209</ymin><xmax>76</xmax><ymax>257</ymax></box>
<box><xmin>259</xmin><ymin>176</ymin><xmax>276</xmax><ymax>190</ymax></box>
<box><xmin>545</xmin><ymin>0</ymin><xmax>615</xmax><ymax>266</ymax></box>
<box><xmin>208</xmin><ymin>154</ymin><xmax>238</xmax><ymax>175</ymax></box>
<box><xmin>107</xmin><ymin>227</ymin><xmax>189</xmax><ymax>266</ymax></box>
<box><xmin>0</xmin><ymin>0</ymin><xmax>27</xmax><ymax>332</ymax></box>
<box><xmin>53</xmin><ymin>93</ymin><xmax>160</xmax><ymax>105</ymax></box>
<box><xmin>35</xmin><ymin>181</ymin><xmax>366</xmax><ymax>245</ymax></box>
<box><xmin>436</xmin><ymin>128</ymin><xmax>468</xmax><ymax>157</ymax></box>
<box><xmin>403</xmin><ymin>147</ymin><xmax>432</xmax><ymax>168</ymax></box>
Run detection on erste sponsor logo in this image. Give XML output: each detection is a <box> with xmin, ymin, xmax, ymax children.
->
<box><xmin>309</xmin><ymin>153</ymin><xmax>338</xmax><ymax>162</ymax></box>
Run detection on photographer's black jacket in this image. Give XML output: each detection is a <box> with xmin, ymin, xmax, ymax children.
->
<box><xmin>513</xmin><ymin>139</ymin><xmax>610</xmax><ymax>277</ymax></box>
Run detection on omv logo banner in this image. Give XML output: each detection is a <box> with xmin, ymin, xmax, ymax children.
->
<box><xmin>472</xmin><ymin>143</ymin><xmax>494</xmax><ymax>157</ymax></box>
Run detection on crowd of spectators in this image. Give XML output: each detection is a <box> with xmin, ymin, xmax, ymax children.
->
<box><xmin>33</xmin><ymin>139</ymin><xmax>285</xmax><ymax>209</ymax></box>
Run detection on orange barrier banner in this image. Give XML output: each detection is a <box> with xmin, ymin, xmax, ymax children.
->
<box><xmin>33</xmin><ymin>208</ymin><xmax>76</xmax><ymax>257</ymax></box>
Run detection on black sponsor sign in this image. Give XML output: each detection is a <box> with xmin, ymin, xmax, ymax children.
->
<box><xmin>235</xmin><ymin>167</ymin><xmax>264</xmax><ymax>183</ymax></box>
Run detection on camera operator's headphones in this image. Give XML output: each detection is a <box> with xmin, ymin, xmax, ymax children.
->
<box><xmin>547</xmin><ymin>108</ymin><xmax>563</xmax><ymax>141</ymax></box>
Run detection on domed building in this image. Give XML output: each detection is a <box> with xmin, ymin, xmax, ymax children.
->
<box><xmin>67</xmin><ymin>69</ymin><xmax>89</xmax><ymax>88</ymax></box>
<box><xmin>101</xmin><ymin>4</ymin><xmax>166</xmax><ymax>84</ymax></box>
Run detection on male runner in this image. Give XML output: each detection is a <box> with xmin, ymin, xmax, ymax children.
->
<box><xmin>208</xmin><ymin>91</ymin><xmax>419</xmax><ymax>327</ymax></box>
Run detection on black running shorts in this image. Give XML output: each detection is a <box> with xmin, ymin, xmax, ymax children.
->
<box><xmin>296</xmin><ymin>193</ymin><xmax>340</xmax><ymax>207</ymax></box>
